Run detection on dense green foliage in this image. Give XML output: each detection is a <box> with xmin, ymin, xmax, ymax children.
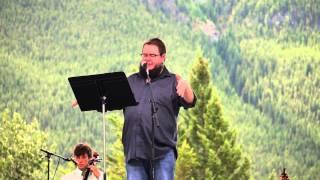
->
<box><xmin>0</xmin><ymin>109</ymin><xmax>48</xmax><ymax>179</ymax></box>
<box><xmin>211</xmin><ymin>29</ymin><xmax>320</xmax><ymax>178</ymax></box>
<box><xmin>1</xmin><ymin>0</ymin><xmax>319</xmax><ymax>179</ymax></box>
<box><xmin>176</xmin><ymin>0</ymin><xmax>320</xmax><ymax>43</ymax></box>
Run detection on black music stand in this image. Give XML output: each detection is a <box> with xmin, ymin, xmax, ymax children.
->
<box><xmin>68</xmin><ymin>72</ymin><xmax>137</xmax><ymax>180</ymax></box>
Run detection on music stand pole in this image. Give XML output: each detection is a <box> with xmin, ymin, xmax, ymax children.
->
<box><xmin>102</xmin><ymin>96</ymin><xmax>107</xmax><ymax>180</ymax></box>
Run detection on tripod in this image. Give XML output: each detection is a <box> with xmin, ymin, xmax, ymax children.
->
<box><xmin>40</xmin><ymin>149</ymin><xmax>74</xmax><ymax>180</ymax></box>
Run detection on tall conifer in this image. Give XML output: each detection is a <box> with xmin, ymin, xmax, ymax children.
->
<box><xmin>183</xmin><ymin>56</ymin><xmax>251</xmax><ymax>179</ymax></box>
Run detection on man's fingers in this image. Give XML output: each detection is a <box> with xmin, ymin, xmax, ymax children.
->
<box><xmin>175</xmin><ymin>74</ymin><xmax>181</xmax><ymax>81</ymax></box>
<box><xmin>177</xmin><ymin>89</ymin><xmax>183</xmax><ymax>97</ymax></box>
<box><xmin>71</xmin><ymin>100</ymin><xmax>78</xmax><ymax>107</ymax></box>
<box><xmin>176</xmin><ymin>74</ymin><xmax>189</xmax><ymax>98</ymax></box>
<box><xmin>176</xmin><ymin>82</ymin><xmax>185</xmax><ymax>97</ymax></box>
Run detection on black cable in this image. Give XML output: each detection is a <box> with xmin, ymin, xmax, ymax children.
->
<box><xmin>52</xmin><ymin>158</ymin><xmax>61</xmax><ymax>180</ymax></box>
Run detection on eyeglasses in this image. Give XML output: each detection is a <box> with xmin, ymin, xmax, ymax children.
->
<box><xmin>140</xmin><ymin>53</ymin><xmax>161</xmax><ymax>58</ymax></box>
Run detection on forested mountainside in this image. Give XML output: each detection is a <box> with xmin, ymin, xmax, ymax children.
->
<box><xmin>1</xmin><ymin>0</ymin><xmax>319</xmax><ymax>179</ymax></box>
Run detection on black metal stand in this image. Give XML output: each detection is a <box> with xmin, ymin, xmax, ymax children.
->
<box><xmin>45</xmin><ymin>153</ymin><xmax>50</xmax><ymax>180</ymax></box>
<box><xmin>68</xmin><ymin>72</ymin><xmax>137</xmax><ymax>180</ymax></box>
<box><xmin>101</xmin><ymin>96</ymin><xmax>107</xmax><ymax>180</ymax></box>
<box><xmin>146</xmin><ymin>77</ymin><xmax>160</xmax><ymax>180</ymax></box>
<box><xmin>280</xmin><ymin>168</ymin><xmax>289</xmax><ymax>180</ymax></box>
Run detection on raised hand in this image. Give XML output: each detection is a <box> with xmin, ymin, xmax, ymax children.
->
<box><xmin>88</xmin><ymin>164</ymin><xmax>101</xmax><ymax>178</ymax></box>
<box><xmin>175</xmin><ymin>74</ymin><xmax>194</xmax><ymax>103</ymax></box>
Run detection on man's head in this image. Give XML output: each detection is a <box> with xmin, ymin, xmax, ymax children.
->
<box><xmin>141</xmin><ymin>38</ymin><xmax>166</xmax><ymax>71</ymax></box>
<box><xmin>73</xmin><ymin>143</ymin><xmax>92</xmax><ymax>170</ymax></box>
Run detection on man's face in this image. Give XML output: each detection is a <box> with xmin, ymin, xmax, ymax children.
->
<box><xmin>75</xmin><ymin>154</ymin><xmax>90</xmax><ymax>170</ymax></box>
<box><xmin>141</xmin><ymin>44</ymin><xmax>165</xmax><ymax>70</ymax></box>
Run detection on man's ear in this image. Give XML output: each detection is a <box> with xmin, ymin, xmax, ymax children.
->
<box><xmin>161</xmin><ymin>54</ymin><xmax>166</xmax><ymax>62</ymax></box>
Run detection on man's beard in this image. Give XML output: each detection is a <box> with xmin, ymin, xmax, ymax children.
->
<box><xmin>139</xmin><ymin>63</ymin><xmax>164</xmax><ymax>80</ymax></box>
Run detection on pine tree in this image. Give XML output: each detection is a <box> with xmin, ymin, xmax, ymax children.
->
<box><xmin>175</xmin><ymin>139</ymin><xmax>199</xmax><ymax>180</ymax></box>
<box><xmin>183</xmin><ymin>56</ymin><xmax>251</xmax><ymax>179</ymax></box>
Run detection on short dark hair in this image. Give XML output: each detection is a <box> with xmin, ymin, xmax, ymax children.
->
<box><xmin>73</xmin><ymin>143</ymin><xmax>92</xmax><ymax>158</ymax></box>
<box><xmin>143</xmin><ymin>38</ymin><xmax>166</xmax><ymax>55</ymax></box>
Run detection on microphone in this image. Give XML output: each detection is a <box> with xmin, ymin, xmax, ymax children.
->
<box><xmin>142</xmin><ymin>63</ymin><xmax>151</xmax><ymax>83</ymax></box>
<box><xmin>66</xmin><ymin>157</ymin><xmax>77</xmax><ymax>165</ymax></box>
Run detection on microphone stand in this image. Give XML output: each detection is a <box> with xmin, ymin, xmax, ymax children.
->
<box><xmin>40</xmin><ymin>149</ymin><xmax>74</xmax><ymax>180</ymax></box>
<box><xmin>280</xmin><ymin>168</ymin><xmax>289</xmax><ymax>180</ymax></box>
<box><xmin>146</xmin><ymin>70</ymin><xmax>160</xmax><ymax>180</ymax></box>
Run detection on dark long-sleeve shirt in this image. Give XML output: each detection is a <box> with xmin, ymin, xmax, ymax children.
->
<box><xmin>122</xmin><ymin>66</ymin><xmax>196</xmax><ymax>162</ymax></box>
